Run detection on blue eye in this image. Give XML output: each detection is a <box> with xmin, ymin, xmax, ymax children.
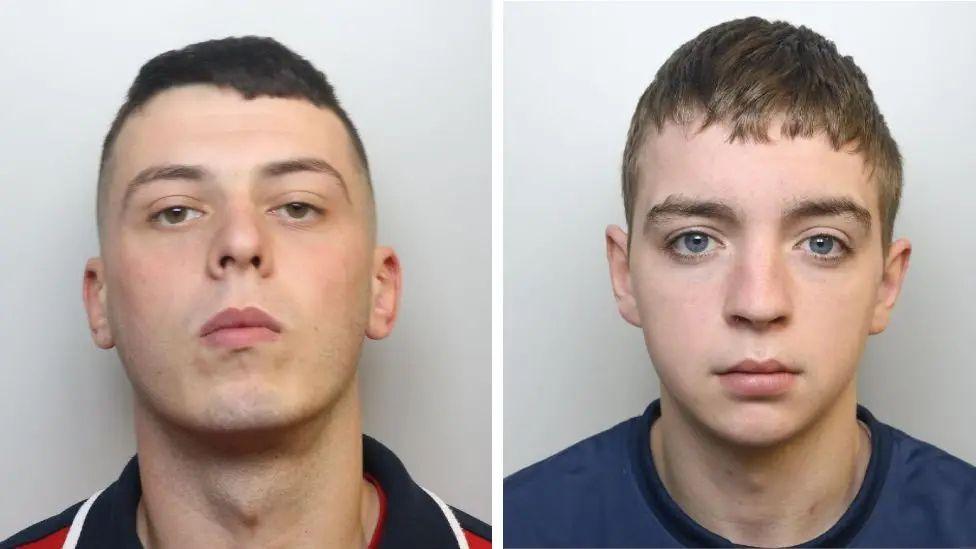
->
<box><xmin>808</xmin><ymin>235</ymin><xmax>835</xmax><ymax>255</ymax></box>
<box><xmin>801</xmin><ymin>234</ymin><xmax>850</xmax><ymax>263</ymax></box>
<box><xmin>669</xmin><ymin>231</ymin><xmax>716</xmax><ymax>258</ymax></box>
<box><xmin>683</xmin><ymin>233</ymin><xmax>709</xmax><ymax>253</ymax></box>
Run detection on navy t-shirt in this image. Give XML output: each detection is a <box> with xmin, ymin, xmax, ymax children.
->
<box><xmin>505</xmin><ymin>399</ymin><xmax>976</xmax><ymax>547</ymax></box>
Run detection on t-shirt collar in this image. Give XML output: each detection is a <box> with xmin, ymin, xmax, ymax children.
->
<box><xmin>630</xmin><ymin>398</ymin><xmax>892</xmax><ymax>547</ymax></box>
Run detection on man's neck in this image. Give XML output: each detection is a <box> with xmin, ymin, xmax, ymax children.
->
<box><xmin>651</xmin><ymin>387</ymin><xmax>872</xmax><ymax>547</ymax></box>
<box><xmin>133</xmin><ymin>383</ymin><xmax>379</xmax><ymax>549</ymax></box>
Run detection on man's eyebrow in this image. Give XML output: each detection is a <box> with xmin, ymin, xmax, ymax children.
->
<box><xmin>121</xmin><ymin>156</ymin><xmax>350</xmax><ymax>211</ymax></box>
<box><xmin>643</xmin><ymin>194</ymin><xmax>739</xmax><ymax>232</ymax></box>
<box><xmin>122</xmin><ymin>164</ymin><xmax>211</xmax><ymax>210</ymax></box>
<box><xmin>258</xmin><ymin>157</ymin><xmax>349</xmax><ymax>201</ymax></box>
<box><xmin>642</xmin><ymin>194</ymin><xmax>873</xmax><ymax>235</ymax></box>
<box><xmin>783</xmin><ymin>197</ymin><xmax>872</xmax><ymax>234</ymax></box>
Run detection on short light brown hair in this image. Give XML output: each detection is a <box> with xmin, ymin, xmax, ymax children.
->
<box><xmin>622</xmin><ymin>17</ymin><xmax>901</xmax><ymax>249</ymax></box>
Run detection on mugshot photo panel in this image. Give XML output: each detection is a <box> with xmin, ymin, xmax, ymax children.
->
<box><xmin>504</xmin><ymin>1</ymin><xmax>976</xmax><ymax>476</ymax></box>
<box><xmin>0</xmin><ymin>0</ymin><xmax>490</xmax><ymax>538</ymax></box>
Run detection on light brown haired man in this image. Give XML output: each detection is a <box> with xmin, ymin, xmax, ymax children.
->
<box><xmin>505</xmin><ymin>16</ymin><xmax>976</xmax><ymax>548</ymax></box>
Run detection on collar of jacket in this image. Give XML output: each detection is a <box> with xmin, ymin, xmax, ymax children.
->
<box><xmin>64</xmin><ymin>435</ymin><xmax>470</xmax><ymax>548</ymax></box>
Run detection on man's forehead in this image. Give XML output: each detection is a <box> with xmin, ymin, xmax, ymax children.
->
<box><xmin>641</xmin><ymin>120</ymin><xmax>868</xmax><ymax>172</ymax></box>
<box><xmin>635</xmin><ymin>120</ymin><xmax>878</xmax><ymax>213</ymax></box>
<box><xmin>108</xmin><ymin>85</ymin><xmax>359</xmax><ymax>190</ymax></box>
<box><xmin>122</xmin><ymin>84</ymin><xmax>346</xmax><ymax>132</ymax></box>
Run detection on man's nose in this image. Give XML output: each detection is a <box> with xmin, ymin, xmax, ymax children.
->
<box><xmin>207</xmin><ymin>205</ymin><xmax>274</xmax><ymax>279</ymax></box>
<box><xmin>723</xmin><ymin>240</ymin><xmax>793</xmax><ymax>331</ymax></box>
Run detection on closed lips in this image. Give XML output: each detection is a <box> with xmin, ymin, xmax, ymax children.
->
<box><xmin>199</xmin><ymin>307</ymin><xmax>282</xmax><ymax>336</ymax></box>
<box><xmin>720</xmin><ymin>359</ymin><xmax>799</xmax><ymax>375</ymax></box>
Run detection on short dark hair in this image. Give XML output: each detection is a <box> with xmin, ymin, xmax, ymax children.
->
<box><xmin>622</xmin><ymin>17</ymin><xmax>901</xmax><ymax>249</ymax></box>
<box><xmin>96</xmin><ymin>35</ymin><xmax>369</xmax><ymax>239</ymax></box>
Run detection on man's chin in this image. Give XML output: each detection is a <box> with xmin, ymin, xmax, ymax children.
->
<box><xmin>163</xmin><ymin>404</ymin><xmax>318</xmax><ymax>454</ymax></box>
<box><xmin>164</xmin><ymin>391</ymin><xmax>305</xmax><ymax>436</ymax></box>
<box><xmin>701</xmin><ymin>399</ymin><xmax>811</xmax><ymax>449</ymax></box>
<box><xmin>202</xmin><ymin>404</ymin><xmax>292</xmax><ymax>433</ymax></box>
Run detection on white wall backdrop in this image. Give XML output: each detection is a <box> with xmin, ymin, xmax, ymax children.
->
<box><xmin>505</xmin><ymin>1</ymin><xmax>976</xmax><ymax>475</ymax></box>
<box><xmin>0</xmin><ymin>0</ymin><xmax>490</xmax><ymax>534</ymax></box>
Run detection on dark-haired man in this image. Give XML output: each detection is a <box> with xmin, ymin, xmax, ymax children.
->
<box><xmin>505</xmin><ymin>17</ymin><xmax>976</xmax><ymax>548</ymax></box>
<box><xmin>2</xmin><ymin>37</ymin><xmax>489</xmax><ymax>549</ymax></box>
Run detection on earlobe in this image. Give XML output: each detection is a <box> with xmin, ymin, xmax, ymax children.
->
<box><xmin>82</xmin><ymin>257</ymin><xmax>115</xmax><ymax>349</ymax></box>
<box><xmin>606</xmin><ymin>225</ymin><xmax>642</xmax><ymax>327</ymax></box>
<box><xmin>365</xmin><ymin>247</ymin><xmax>401</xmax><ymax>340</ymax></box>
<box><xmin>869</xmin><ymin>238</ymin><xmax>912</xmax><ymax>335</ymax></box>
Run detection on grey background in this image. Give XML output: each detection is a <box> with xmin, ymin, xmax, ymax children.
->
<box><xmin>0</xmin><ymin>0</ymin><xmax>490</xmax><ymax>535</ymax></box>
<box><xmin>505</xmin><ymin>1</ymin><xmax>976</xmax><ymax>475</ymax></box>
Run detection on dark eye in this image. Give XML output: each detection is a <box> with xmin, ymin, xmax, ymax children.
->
<box><xmin>152</xmin><ymin>206</ymin><xmax>203</xmax><ymax>226</ymax></box>
<box><xmin>285</xmin><ymin>203</ymin><xmax>310</xmax><ymax>218</ymax></box>
<box><xmin>274</xmin><ymin>202</ymin><xmax>322</xmax><ymax>221</ymax></box>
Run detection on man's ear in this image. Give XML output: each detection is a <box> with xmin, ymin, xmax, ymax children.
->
<box><xmin>83</xmin><ymin>257</ymin><xmax>115</xmax><ymax>349</ymax></box>
<box><xmin>366</xmin><ymin>247</ymin><xmax>402</xmax><ymax>340</ymax></box>
<box><xmin>870</xmin><ymin>238</ymin><xmax>912</xmax><ymax>335</ymax></box>
<box><xmin>606</xmin><ymin>225</ymin><xmax>641</xmax><ymax>327</ymax></box>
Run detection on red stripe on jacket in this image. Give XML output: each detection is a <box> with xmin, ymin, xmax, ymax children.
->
<box><xmin>464</xmin><ymin>529</ymin><xmax>491</xmax><ymax>548</ymax></box>
<box><xmin>17</xmin><ymin>526</ymin><xmax>68</xmax><ymax>549</ymax></box>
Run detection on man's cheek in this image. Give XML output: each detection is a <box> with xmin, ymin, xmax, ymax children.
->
<box><xmin>793</xmin><ymin>292</ymin><xmax>869</xmax><ymax>372</ymax></box>
<box><xmin>641</xmin><ymin>289</ymin><xmax>714</xmax><ymax>366</ymax></box>
<box><xmin>639</xmin><ymin>279</ymin><xmax>717</xmax><ymax>329</ymax></box>
<box><xmin>117</xmin><ymin>248</ymin><xmax>189</xmax><ymax>296</ymax></box>
<box><xmin>799</xmin><ymin>280</ymin><xmax>874</xmax><ymax>331</ymax></box>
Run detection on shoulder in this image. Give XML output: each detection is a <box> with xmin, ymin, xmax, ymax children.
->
<box><xmin>504</xmin><ymin>416</ymin><xmax>640</xmax><ymax>546</ymax></box>
<box><xmin>506</xmin><ymin>415</ymin><xmax>637</xmax><ymax>497</ymax></box>
<box><xmin>885</xmin><ymin>423</ymin><xmax>976</xmax><ymax>503</ymax></box>
<box><xmin>0</xmin><ymin>500</ymin><xmax>85</xmax><ymax>549</ymax></box>
<box><xmin>449</xmin><ymin>506</ymin><xmax>492</xmax><ymax>548</ymax></box>
<box><xmin>864</xmin><ymin>422</ymin><xmax>976</xmax><ymax>544</ymax></box>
